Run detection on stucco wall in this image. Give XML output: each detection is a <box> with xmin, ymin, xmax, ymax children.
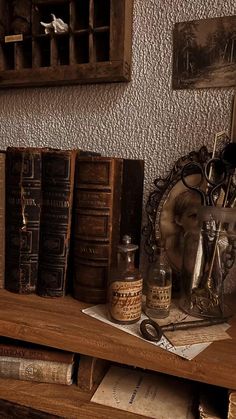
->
<box><xmin>0</xmin><ymin>0</ymin><xmax>235</xmax><ymax>289</ymax></box>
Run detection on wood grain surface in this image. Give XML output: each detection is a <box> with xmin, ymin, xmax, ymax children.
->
<box><xmin>0</xmin><ymin>290</ymin><xmax>235</xmax><ymax>390</ymax></box>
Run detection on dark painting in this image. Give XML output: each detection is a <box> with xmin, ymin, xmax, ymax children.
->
<box><xmin>173</xmin><ymin>15</ymin><xmax>236</xmax><ymax>89</ymax></box>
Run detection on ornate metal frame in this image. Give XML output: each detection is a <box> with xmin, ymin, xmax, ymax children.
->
<box><xmin>142</xmin><ymin>146</ymin><xmax>211</xmax><ymax>263</ymax></box>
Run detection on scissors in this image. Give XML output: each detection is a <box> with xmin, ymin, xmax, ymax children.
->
<box><xmin>181</xmin><ymin>158</ymin><xmax>227</xmax><ymax>206</ymax></box>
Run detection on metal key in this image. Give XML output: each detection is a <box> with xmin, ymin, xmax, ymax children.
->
<box><xmin>140</xmin><ymin>317</ymin><xmax>229</xmax><ymax>343</ymax></box>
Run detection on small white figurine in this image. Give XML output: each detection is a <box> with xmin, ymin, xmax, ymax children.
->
<box><xmin>40</xmin><ymin>14</ymin><xmax>69</xmax><ymax>34</ymax></box>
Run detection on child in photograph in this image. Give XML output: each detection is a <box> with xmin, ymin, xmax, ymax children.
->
<box><xmin>165</xmin><ymin>189</ymin><xmax>201</xmax><ymax>275</ymax></box>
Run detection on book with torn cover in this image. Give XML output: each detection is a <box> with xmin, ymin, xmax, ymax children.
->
<box><xmin>5</xmin><ymin>147</ymin><xmax>42</xmax><ymax>294</ymax></box>
<box><xmin>91</xmin><ymin>365</ymin><xmax>197</xmax><ymax>418</ymax></box>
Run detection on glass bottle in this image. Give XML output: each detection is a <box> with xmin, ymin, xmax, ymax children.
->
<box><xmin>145</xmin><ymin>247</ymin><xmax>172</xmax><ymax>319</ymax></box>
<box><xmin>108</xmin><ymin>235</ymin><xmax>143</xmax><ymax>324</ymax></box>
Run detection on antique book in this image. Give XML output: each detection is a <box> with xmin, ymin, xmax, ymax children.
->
<box><xmin>0</xmin><ymin>337</ymin><xmax>74</xmax><ymax>364</ymax></box>
<box><xmin>72</xmin><ymin>156</ymin><xmax>144</xmax><ymax>303</ymax></box>
<box><xmin>0</xmin><ymin>356</ymin><xmax>74</xmax><ymax>385</ymax></box>
<box><xmin>0</xmin><ymin>151</ymin><xmax>5</xmax><ymax>289</ymax></box>
<box><xmin>37</xmin><ymin>149</ymin><xmax>77</xmax><ymax>297</ymax></box>
<box><xmin>77</xmin><ymin>355</ymin><xmax>108</xmax><ymax>391</ymax></box>
<box><xmin>91</xmin><ymin>365</ymin><xmax>196</xmax><ymax>418</ymax></box>
<box><xmin>5</xmin><ymin>147</ymin><xmax>42</xmax><ymax>293</ymax></box>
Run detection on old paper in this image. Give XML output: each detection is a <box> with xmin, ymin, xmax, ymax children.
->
<box><xmin>82</xmin><ymin>303</ymin><xmax>230</xmax><ymax>360</ymax></box>
<box><xmin>91</xmin><ymin>365</ymin><xmax>196</xmax><ymax>418</ymax></box>
<box><xmin>156</xmin><ymin>303</ymin><xmax>231</xmax><ymax>346</ymax></box>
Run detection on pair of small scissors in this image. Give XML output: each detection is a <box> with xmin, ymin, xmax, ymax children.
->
<box><xmin>181</xmin><ymin>158</ymin><xmax>227</xmax><ymax>206</ymax></box>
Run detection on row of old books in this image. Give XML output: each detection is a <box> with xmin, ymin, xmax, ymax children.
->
<box><xmin>0</xmin><ymin>336</ymin><xmax>109</xmax><ymax>390</ymax></box>
<box><xmin>0</xmin><ymin>337</ymin><xmax>76</xmax><ymax>386</ymax></box>
<box><xmin>0</xmin><ymin>147</ymin><xmax>144</xmax><ymax>303</ymax></box>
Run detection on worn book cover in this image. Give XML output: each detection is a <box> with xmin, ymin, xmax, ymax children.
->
<box><xmin>5</xmin><ymin>148</ymin><xmax>42</xmax><ymax>293</ymax></box>
<box><xmin>0</xmin><ymin>337</ymin><xmax>74</xmax><ymax>364</ymax></box>
<box><xmin>37</xmin><ymin>149</ymin><xmax>77</xmax><ymax>297</ymax></box>
<box><xmin>0</xmin><ymin>356</ymin><xmax>74</xmax><ymax>385</ymax></box>
<box><xmin>72</xmin><ymin>156</ymin><xmax>144</xmax><ymax>304</ymax></box>
<box><xmin>91</xmin><ymin>366</ymin><xmax>196</xmax><ymax>418</ymax></box>
<box><xmin>0</xmin><ymin>151</ymin><xmax>5</xmax><ymax>289</ymax></box>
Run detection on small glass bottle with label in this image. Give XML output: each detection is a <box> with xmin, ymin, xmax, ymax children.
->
<box><xmin>108</xmin><ymin>235</ymin><xmax>143</xmax><ymax>324</ymax></box>
<box><xmin>145</xmin><ymin>247</ymin><xmax>172</xmax><ymax>319</ymax></box>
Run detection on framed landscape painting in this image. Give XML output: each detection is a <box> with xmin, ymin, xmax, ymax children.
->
<box><xmin>173</xmin><ymin>15</ymin><xmax>236</xmax><ymax>89</ymax></box>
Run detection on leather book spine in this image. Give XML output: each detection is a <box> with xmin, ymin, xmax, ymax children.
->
<box><xmin>72</xmin><ymin>157</ymin><xmax>123</xmax><ymax>303</ymax></box>
<box><xmin>37</xmin><ymin>150</ymin><xmax>77</xmax><ymax>297</ymax></box>
<box><xmin>0</xmin><ymin>341</ymin><xmax>74</xmax><ymax>364</ymax></box>
<box><xmin>5</xmin><ymin>148</ymin><xmax>42</xmax><ymax>294</ymax></box>
<box><xmin>0</xmin><ymin>357</ymin><xmax>74</xmax><ymax>385</ymax></box>
<box><xmin>0</xmin><ymin>152</ymin><xmax>5</xmax><ymax>289</ymax></box>
<box><xmin>72</xmin><ymin>156</ymin><xmax>144</xmax><ymax>304</ymax></box>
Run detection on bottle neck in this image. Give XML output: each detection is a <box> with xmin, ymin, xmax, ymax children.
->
<box><xmin>118</xmin><ymin>251</ymin><xmax>135</xmax><ymax>272</ymax></box>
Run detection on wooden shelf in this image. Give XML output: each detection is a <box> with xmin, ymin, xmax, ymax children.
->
<box><xmin>0</xmin><ymin>289</ymin><xmax>235</xmax><ymax>392</ymax></box>
<box><xmin>0</xmin><ymin>378</ymin><xmax>147</xmax><ymax>419</ymax></box>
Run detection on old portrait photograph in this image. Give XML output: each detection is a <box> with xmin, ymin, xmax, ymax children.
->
<box><xmin>173</xmin><ymin>15</ymin><xmax>236</xmax><ymax>89</ymax></box>
<box><xmin>159</xmin><ymin>174</ymin><xmax>201</xmax><ymax>275</ymax></box>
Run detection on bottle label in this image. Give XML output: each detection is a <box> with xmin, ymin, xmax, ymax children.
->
<box><xmin>109</xmin><ymin>279</ymin><xmax>143</xmax><ymax>322</ymax></box>
<box><xmin>146</xmin><ymin>284</ymin><xmax>171</xmax><ymax>310</ymax></box>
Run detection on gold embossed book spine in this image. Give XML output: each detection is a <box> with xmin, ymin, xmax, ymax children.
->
<box><xmin>0</xmin><ymin>151</ymin><xmax>5</xmax><ymax>289</ymax></box>
<box><xmin>72</xmin><ymin>156</ymin><xmax>144</xmax><ymax>304</ymax></box>
<box><xmin>5</xmin><ymin>148</ymin><xmax>42</xmax><ymax>294</ymax></box>
<box><xmin>37</xmin><ymin>149</ymin><xmax>77</xmax><ymax>297</ymax></box>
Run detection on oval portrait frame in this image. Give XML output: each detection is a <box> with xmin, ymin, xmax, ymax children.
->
<box><xmin>142</xmin><ymin>146</ymin><xmax>211</xmax><ymax>269</ymax></box>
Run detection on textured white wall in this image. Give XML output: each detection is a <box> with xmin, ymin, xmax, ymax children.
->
<box><xmin>0</xmin><ymin>0</ymin><xmax>235</xmax><ymax>289</ymax></box>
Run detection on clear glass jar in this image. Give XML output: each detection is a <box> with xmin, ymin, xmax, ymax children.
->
<box><xmin>180</xmin><ymin>206</ymin><xmax>236</xmax><ymax>318</ymax></box>
<box><xmin>145</xmin><ymin>247</ymin><xmax>172</xmax><ymax>319</ymax></box>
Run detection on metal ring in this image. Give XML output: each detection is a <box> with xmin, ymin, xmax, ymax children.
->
<box><xmin>140</xmin><ymin>319</ymin><xmax>163</xmax><ymax>342</ymax></box>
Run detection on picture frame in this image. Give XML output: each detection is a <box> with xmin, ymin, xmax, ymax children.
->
<box><xmin>172</xmin><ymin>15</ymin><xmax>236</xmax><ymax>90</ymax></box>
<box><xmin>142</xmin><ymin>146</ymin><xmax>211</xmax><ymax>288</ymax></box>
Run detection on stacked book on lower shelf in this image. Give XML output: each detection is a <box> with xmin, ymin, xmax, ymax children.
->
<box><xmin>0</xmin><ymin>337</ymin><xmax>76</xmax><ymax>385</ymax></box>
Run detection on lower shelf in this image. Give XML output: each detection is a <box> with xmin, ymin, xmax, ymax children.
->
<box><xmin>0</xmin><ymin>290</ymin><xmax>235</xmax><ymax>390</ymax></box>
<box><xmin>0</xmin><ymin>378</ymin><xmax>146</xmax><ymax>419</ymax></box>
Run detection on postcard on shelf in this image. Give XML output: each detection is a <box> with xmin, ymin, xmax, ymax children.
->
<box><xmin>91</xmin><ymin>366</ymin><xmax>196</xmax><ymax>419</ymax></box>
